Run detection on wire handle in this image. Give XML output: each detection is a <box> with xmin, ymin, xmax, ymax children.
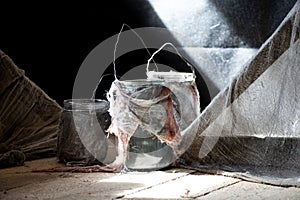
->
<box><xmin>113</xmin><ymin>24</ymin><xmax>158</xmax><ymax>80</ymax></box>
<box><xmin>146</xmin><ymin>42</ymin><xmax>196</xmax><ymax>78</ymax></box>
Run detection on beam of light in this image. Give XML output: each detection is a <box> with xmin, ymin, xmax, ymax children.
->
<box><xmin>147</xmin><ymin>0</ymin><xmax>258</xmax><ymax>97</ymax></box>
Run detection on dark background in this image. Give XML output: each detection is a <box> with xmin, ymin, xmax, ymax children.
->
<box><xmin>0</xmin><ymin>1</ymin><xmax>164</xmax><ymax>106</ymax></box>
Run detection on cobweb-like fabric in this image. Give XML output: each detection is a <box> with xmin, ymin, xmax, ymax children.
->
<box><xmin>107</xmin><ymin>76</ymin><xmax>201</xmax><ymax>169</ymax></box>
<box><xmin>181</xmin><ymin>1</ymin><xmax>300</xmax><ymax>187</ymax></box>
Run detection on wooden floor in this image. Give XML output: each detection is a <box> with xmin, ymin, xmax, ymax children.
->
<box><xmin>1</xmin><ymin>157</ymin><xmax>300</xmax><ymax>200</ymax></box>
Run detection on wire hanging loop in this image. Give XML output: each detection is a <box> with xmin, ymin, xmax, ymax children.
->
<box><xmin>146</xmin><ymin>42</ymin><xmax>196</xmax><ymax>78</ymax></box>
<box><xmin>113</xmin><ymin>23</ymin><xmax>159</xmax><ymax>80</ymax></box>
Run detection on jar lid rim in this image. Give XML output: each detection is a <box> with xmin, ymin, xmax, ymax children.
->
<box><xmin>63</xmin><ymin>99</ymin><xmax>109</xmax><ymax>111</ymax></box>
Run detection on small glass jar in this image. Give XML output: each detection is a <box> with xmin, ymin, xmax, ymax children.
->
<box><xmin>57</xmin><ymin>99</ymin><xmax>111</xmax><ymax>166</ymax></box>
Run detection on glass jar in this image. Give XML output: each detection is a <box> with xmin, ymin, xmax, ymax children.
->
<box><xmin>57</xmin><ymin>99</ymin><xmax>111</xmax><ymax>166</ymax></box>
